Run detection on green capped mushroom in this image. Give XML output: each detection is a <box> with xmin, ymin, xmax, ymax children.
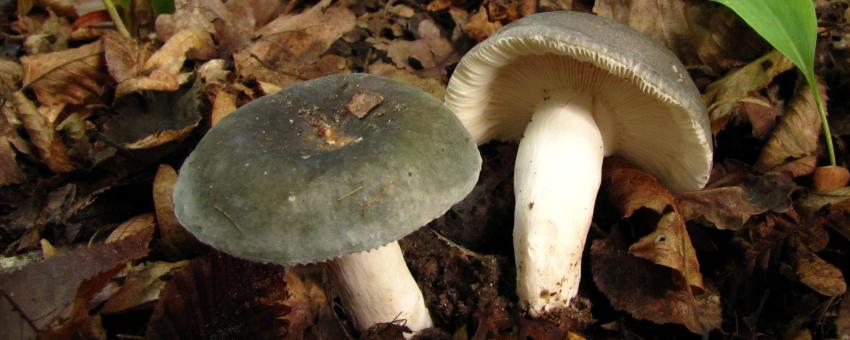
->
<box><xmin>173</xmin><ymin>73</ymin><xmax>482</xmax><ymax>333</ymax></box>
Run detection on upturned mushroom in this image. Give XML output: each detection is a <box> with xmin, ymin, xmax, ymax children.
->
<box><xmin>444</xmin><ymin>12</ymin><xmax>712</xmax><ymax>315</ymax></box>
<box><xmin>173</xmin><ymin>74</ymin><xmax>481</xmax><ymax>333</ymax></box>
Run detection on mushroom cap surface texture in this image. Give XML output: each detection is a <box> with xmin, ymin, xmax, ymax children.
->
<box><xmin>445</xmin><ymin>11</ymin><xmax>712</xmax><ymax>192</ymax></box>
<box><xmin>174</xmin><ymin>73</ymin><xmax>482</xmax><ymax>265</ymax></box>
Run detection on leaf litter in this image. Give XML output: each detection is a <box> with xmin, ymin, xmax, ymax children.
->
<box><xmin>1</xmin><ymin>0</ymin><xmax>850</xmax><ymax>339</ymax></box>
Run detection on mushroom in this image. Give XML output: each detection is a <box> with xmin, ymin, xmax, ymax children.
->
<box><xmin>173</xmin><ymin>74</ymin><xmax>482</xmax><ymax>333</ymax></box>
<box><xmin>444</xmin><ymin>11</ymin><xmax>712</xmax><ymax>316</ymax></box>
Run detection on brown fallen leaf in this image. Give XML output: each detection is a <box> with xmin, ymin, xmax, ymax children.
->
<box><xmin>21</xmin><ymin>40</ymin><xmax>107</xmax><ymax>106</ymax></box>
<box><xmin>105</xmin><ymin>213</ymin><xmax>156</xmax><ymax>244</ymax></box>
<box><xmin>156</xmin><ymin>0</ymin><xmax>277</xmax><ymax>55</ymax></box>
<box><xmin>102</xmin><ymin>30</ymin><xmax>151</xmax><ymax>83</ymax></box>
<box><xmin>798</xmin><ymin>187</ymin><xmax>850</xmax><ymax>241</ymax></box>
<box><xmin>0</xmin><ymin>59</ymin><xmax>22</xmax><ymax>93</ymax></box>
<box><xmin>145</xmin><ymin>252</ymin><xmax>345</xmax><ymax>339</ymax></box>
<box><xmin>593</xmin><ymin>0</ymin><xmax>770</xmax><ymax>72</ymax></box>
<box><xmin>704</xmin><ymin>50</ymin><xmax>795</xmax><ymax>133</ymax></box>
<box><xmin>115</xmin><ymin>28</ymin><xmax>215</xmax><ymax>98</ymax></box>
<box><xmin>790</xmin><ymin>248</ymin><xmax>846</xmax><ymax>297</ymax></box>
<box><xmin>837</xmin><ymin>293</ymin><xmax>850</xmax><ymax>339</ymax></box>
<box><xmin>678</xmin><ymin>163</ymin><xmax>796</xmax><ymax>230</ymax></box>
<box><xmin>602</xmin><ymin>157</ymin><xmax>703</xmax><ymax>290</ymax></box>
<box><xmin>101</xmin><ymin>260</ymin><xmax>189</xmax><ymax>314</ymax></box>
<box><xmin>590</xmin><ymin>230</ymin><xmax>722</xmax><ymax>334</ymax></box>
<box><xmin>755</xmin><ymin>82</ymin><xmax>828</xmax><ymax>173</ymax></box>
<box><xmin>368</xmin><ymin>62</ymin><xmax>447</xmax><ymax>100</ymax></box>
<box><xmin>153</xmin><ymin>164</ymin><xmax>199</xmax><ymax>258</ymax></box>
<box><xmin>0</xmin><ymin>227</ymin><xmax>152</xmax><ymax>338</ymax></box>
<box><xmin>11</xmin><ymin>91</ymin><xmax>75</xmax><ymax>172</ymax></box>
<box><xmin>103</xmin><ymin>80</ymin><xmax>202</xmax><ymax>149</ymax></box>
<box><xmin>198</xmin><ymin>59</ymin><xmax>240</xmax><ymax>125</ymax></box>
<box><xmin>233</xmin><ymin>0</ymin><xmax>355</xmax><ymax>87</ymax></box>
<box><xmin>371</xmin><ymin>17</ymin><xmax>456</xmax><ymax>79</ymax></box>
<box><xmin>346</xmin><ymin>90</ymin><xmax>383</xmax><ymax>118</ymax></box>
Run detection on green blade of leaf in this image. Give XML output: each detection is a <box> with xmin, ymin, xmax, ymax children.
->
<box><xmin>713</xmin><ymin>0</ymin><xmax>835</xmax><ymax>166</ymax></box>
<box><xmin>151</xmin><ymin>0</ymin><xmax>175</xmax><ymax>16</ymax></box>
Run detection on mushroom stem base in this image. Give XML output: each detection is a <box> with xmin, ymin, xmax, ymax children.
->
<box><xmin>328</xmin><ymin>241</ymin><xmax>433</xmax><ymax>334</ymax></box>
<box><xmin>514</xmin><ymin>92</ymin><xmax>603</xmax><ymax>316</ymax></box>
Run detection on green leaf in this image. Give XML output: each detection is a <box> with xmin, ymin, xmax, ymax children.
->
<box><xmin>712</xmin><ymin>0</ymin><xmax>835</xmax><ymax>165</ymax></box>
<box><xmin>151</xmin><ymin>0</ymin><xmax>175</xmax><ymax>16</ymax></box>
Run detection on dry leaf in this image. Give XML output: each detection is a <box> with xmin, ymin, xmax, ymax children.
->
<box><xmin>156</xmin><ymin>0</ymin><xmax>275</xmax><ymax>54</ymax></box>
<box><xmin>0</xmin><ymin>59</ymin><xmax>22</xmax><ymax>94</ymax></box>
<box><xmin>21</xmin><ymin>40</ymin><xmax>106</xmax><ymax>106</ymax></box>
<box><xmin>102</xmin><ymin>30</ymin><xmax>151</xmax><ymax>83</ymax></box>
<box><xmin>704</xmin><ymin>50</ymin><xmax>795</xmax><ymax>133</ymax></box>
<box><xmin>104</xmin><ymin>80</ymin><xmax>202</xmax><ymax>149</ymax></box>
<box><xmin>115</xmin><ymin>28</ymin><xmax>214</xmax><ymax>97</ymax></box>
<box><xmin>153</xmin><ymin>164</ymin><xmax>198</xmax><ymax>258</ymax></box>
<box><xmin>590</xmin><ymin>230</ymin><xmax>722</xmax><ymax>334</ymax></box>
<box><xmin>0</xmin><ymin>228</ymin><xmax>151</xmax><ymax>337</ymax></box>
<box><xmin>678</xmin><ymin>169</ymin><xmax>796</xmax><ymax>230</ymax></box>
<box><xmin>346</xmin><ymin>90</ymin><xmax>383</xmax><ymax>118</ymax></box>
<box><xmin>602</xmin><ymin>158</ymin><xmax>703</xmax><ymax>290</ymax></box>
<box><xmin>374</xmin><ymin>18</ymin><xmax>456</xmax><ymax>79</ymax></box>
<box><xmin>105</xmin><ymin>213</ymin><xmax>156</xmax><ymax>244</ymax></box>
<box><xmin>11</xmin><ymin>91</ymin><xmax>74</xmax><ymax>172</ymax></box>
<box><xmin>198</xmin><ymin>59</ymin><xmax>239</xmax><ymax>125</ymax></box>
<box><xmin>837</xmin><ymin>294</ymin><xmax>850</xmax><ymax>339</ymax></box>
<box><xmin>233</xmin><ymin>0</ymin><xmax>355</xmax><ymax>87</ymax></box>
<box><xmin>792</xmin><ymin>249</ymin><xmax>846</xmax><ymax>297</ymax></box>
<box><xmin>798</xmin><ymin>188</ymin><xmax>850</xmax><ymax>241</ymax></box>
<box><xmin>368</xmin><ymin>62</ymin><xmax>446</xmax><ymax>100</ymax></box>
<box><xmin>145</xmin><ymin>253</ymin><xmax>345</xmax><ymax>339</ymax></box>
<box><xmin>755</xmin><ymin>82</ymin><xmax>827</xmax><ymax>172</ymax></box>
<box><xmin>593</xmin><ymin>0</ymin><xmax>770</xmax><ymax>72</ymax></box>
<box><xmin>101</xmin><ymin>261</ymin><xmax>188</xmax><ymax>314</ymax></box>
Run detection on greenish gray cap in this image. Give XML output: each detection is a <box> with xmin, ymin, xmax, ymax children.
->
<box><xmin>174</xmin><ymin>73</ymin><xmax>482</xmax><ymax>265</ymax></box>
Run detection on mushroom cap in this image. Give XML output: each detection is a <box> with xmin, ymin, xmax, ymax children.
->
<box><xmin>445</xmin><ymin>11</ymin><xmax>712</xmax><ymax>193</ymax></box>
<box><xmin>174</xmin><ymin>73</ymin><xmax>482</xmax><ymax>265</ymax></box>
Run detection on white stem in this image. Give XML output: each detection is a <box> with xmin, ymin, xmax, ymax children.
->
<box><xmin>328</xmin><ymin>241</ymin><xmax>433</xmax><ymax>334</ymax></box>
<box><xmin>513</xmin><ymin>91</ymin><xmax>605</xmax><ymax>316</ymax></box>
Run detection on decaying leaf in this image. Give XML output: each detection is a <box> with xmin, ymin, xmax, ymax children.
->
<box><xmin>115</xmin><ymin>28</ymin><xmax>215</xmax><ymax>97</ymax></box>
<box><xmin>11</xmin><ymin>91</ymin><xmax>75</xmax><ymax>172</ymax></box>
<box><xmin>791</xmin><ymin>249</ymin><xmax>846</xmax><ymax>297</ymax></box>
<box><xmin>755</xmin><ymin>82</ymin><xmax>827</xmax><ymax>172</ymax></box>
<box><xmin>233</xmin><ymin>0</ymin><xmax>355</xmax><ymax>87</ymax></box>
<box><xmin>0</xmin><ymin>227</ymin><xmax>152</xmax><ymax>337</ymax></box>
<box><xmin>678</xmin><ymin>163</ymin><xmax>796</xmax><ymax>230</ymax></box>
<box><xmin>21</xmin><ymin>40</ymin><xmax>107</xmax><ymax>106</ymax></box>
<box><xmin>704</xmin><ymin>50</ymin><xmax>795</xmax><ymax>133</ymax></box>
<box><xmin>153</xmin><ymin>164</ymin><xmax>199</xmax><ymax>258</ymax></box>
<box><xmin>101</xmin><ymin>260</ymin><xmax>188</xmax><ymax>314</ymax></box>
<box><xmin>590</xmin><ymin>230</ymin><xmax>722</xmax><ymax>334</ymax></box>
<box><xmin>368</xmin><ymin>62</ymin><xmax>446</xmax><ymax>100</ymax></box>
<box><xmin>105</xmin><ymin>213</ymin><xmax>156</xmax><ymax>244</ymax></box>
<box><xmin>145</xmin><ymin>252</ymin><xmax>345</xmax><ymax>339</ymax></box>
<box><xmin>601</xmin><ymin>158</ymin><xmax>703</xmax><ymax>290</ymax></box>
<box><xmin>593</xmin><ymin>0</ymin><xmax>770</xmax><ymax>72</ymax></box>
<box><xmin>0</xmin><ymin>59</ymin><xmax>23</xmax><ymax>94</ymax></box>
<box><xmin>198</xmin><ymin>59</ymin><xmax>241</xmax><ymax>125</ymax></box>
<box><xmin>346</xmin><ymin>90</ymin><xmax>383</xmax><ymax>118</ymax></box>
<box><xmin>798</xmin><ymin>187</ymin><xmax>850</xmax><ymax>241</ymax></box>
<box><xmin>837</xmin><ymin>293</ymin><xmax>850</xmax><ymax>339</ymax></box>
<box><xmin>156</xmin><ymin>0</ymin><xmax>278</xmax><ymax>55</ymax></box>
<box><xmin>102</xmin><ymin>30</ymin><xmax>151</xmax><ymax>83</ymax></box>
<box><xmin>103</xmin><ymin>80</ymin><xmax>202</xmax><ymax>149</ymax></box>
<box><xmin>371</xmin><ymin>17</ymin><xmax>456</xmax><ymax>79</ymax></box>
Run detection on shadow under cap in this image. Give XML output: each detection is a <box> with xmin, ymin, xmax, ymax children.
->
<box><xmin>173</xmin><ymin>73</ymin><xmax>482</xmax><ymax>265</ymax></box>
